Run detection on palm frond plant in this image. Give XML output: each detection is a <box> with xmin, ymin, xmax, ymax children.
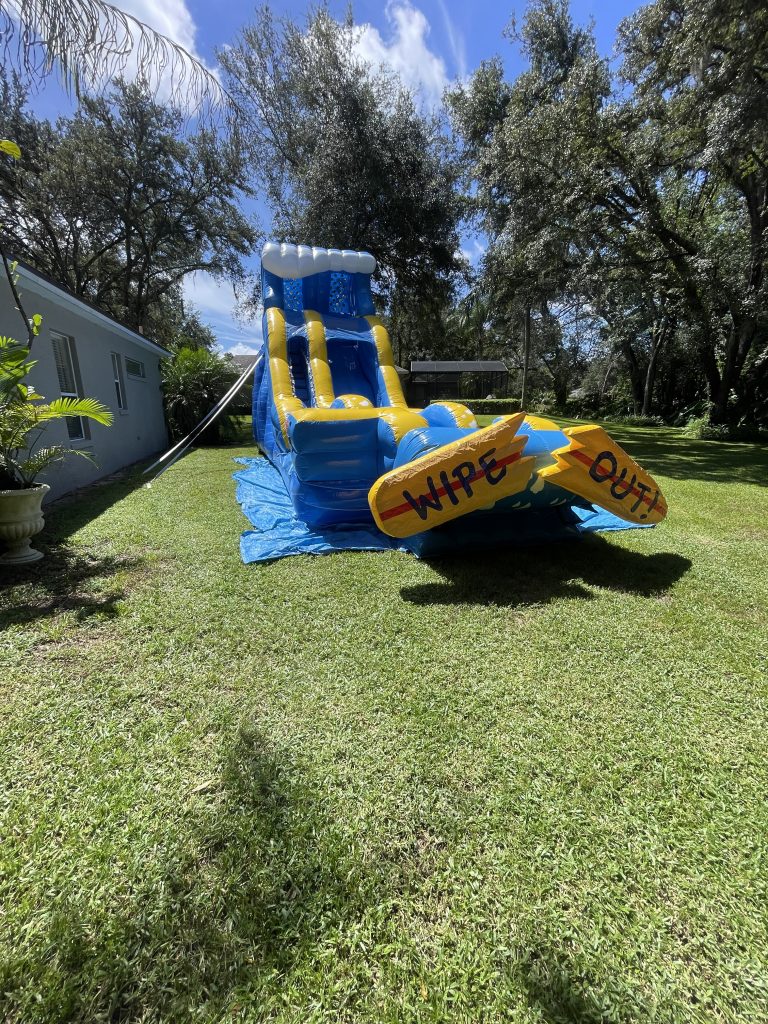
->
<box><xmin>0</xmin><ymin>333</ymin><xmax>113</xmax><ymax>490</ymax></box>
<box><xmin>0</xmin><ymin>0</ymin><xmax>229</xmax><ymax>118</ymax></box>
<box><xmin>161</xmin><ymin>346</ymin><xmax>237</xmax><ymax>442</ymax></box>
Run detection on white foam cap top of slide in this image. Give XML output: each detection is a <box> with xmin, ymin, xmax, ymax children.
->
<box><xmin>261</xmin><ymin>242</ymin><xmax>376</xmax><ymax>279</ymax></box>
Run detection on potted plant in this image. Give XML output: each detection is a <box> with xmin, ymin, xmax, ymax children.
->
<box><xmin>0</xmin><ymin>334</ymin><xmax>113</xmax><ymax>564</ymax></box>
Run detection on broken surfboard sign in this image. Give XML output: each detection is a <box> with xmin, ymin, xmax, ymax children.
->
<box><xmin>368</xmin><ymin>413</ymin><xmax>535</xmax><ymax>539</ymax></box>
<box><xmin>538</xmin><ymin>424</ymin><xmax>667</xmax><ymax>526</ymax></box>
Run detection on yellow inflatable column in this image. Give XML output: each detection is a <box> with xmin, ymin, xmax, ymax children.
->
<box><xmin>365</xmin><ymin>316</ymin><xmax>407</xmax><ymax>408</ymax></box>
<box><xmin>267</xmin><ymin>306</ymin><xmax>305</xmax><ymax>442</ymax></box>
<box><xmin>303</xmin><ymin>310</ymin><xmax>335</xmax><ymax>408</ymax></box>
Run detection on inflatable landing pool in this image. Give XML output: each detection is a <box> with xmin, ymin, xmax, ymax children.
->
<box><xmin>252</xmin><ymin>242</ymin><xmax>666</xmax><ymax>557</ymax></box>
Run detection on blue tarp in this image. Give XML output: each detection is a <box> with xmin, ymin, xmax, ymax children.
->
<box><xmin>235</xmin><ymin>458</ymin><xmax>401</xmax><ymax>563</ymax></box>
<box><xmin>234</xmin><ymin>457</ymin><xmax>652</xmax><ymax>564</ymax></box>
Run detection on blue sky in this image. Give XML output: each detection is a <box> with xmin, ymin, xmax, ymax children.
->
<box><xmin>28</xmin><ymin>0</ymin><xmax>642</xmax><ymax>354</ymax></box>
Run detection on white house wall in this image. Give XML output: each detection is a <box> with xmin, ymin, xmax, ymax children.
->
<box><xmin>1</xmin><ymin>273</ymin><xmax>169</xmax><ymax>501</ymax></box>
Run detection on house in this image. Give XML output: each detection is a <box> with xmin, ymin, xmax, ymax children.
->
<box><xmin>1</xmin><ymin>261</ymin><xmax>170</xmax><ymax>501</ymax></box>
<box><xmin>229</xmin><ymin>353</ymin><xmax>261</xmax><ymax>375</ymax></box>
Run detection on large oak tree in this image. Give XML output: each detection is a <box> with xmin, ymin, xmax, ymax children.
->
<box><xmin>218</xmin><ymin>6</ymin><xmax>464</xmax><ymax>359</ymax></box>
<box><xmin>0</xmin><ymin>75</ymin><xmax>257</xmax><ymax>346</ymax></box>
<box><xmin>450</xmin><ymin>0</ymin><xmax>768</xmax><ymax>424</ymax></box>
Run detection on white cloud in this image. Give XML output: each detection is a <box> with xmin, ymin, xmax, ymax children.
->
<box><xmin>459</xmin><ymin>237</ymin><xmax>487</xmax><ymax>266</ymax></box>
<box><xmin>355</xmin><ymin>3</ymin><xmax>449</xmax><ymax>109</ymax></box>
<box><xmin>228</xmin><ymin>341</ymin><xmax>263</xmax><ymax>357</ymax></box>
<box><xmin>435</xmin><ymin>0</ymin><xmax>467</xmax><ymax>80</ymax></box>
<box><xmin>118</xmin><ymin>0</ymin><xmax>199</xmax><ymax>56</ymax></box>
<box><xmin>183</xmin><ymin>272</ymin><xmax>262</xmax><ymax>353</ymax></box>
<box><xmin>183</xmin><ymin>272</ymin><xmax>238</xmax><ymax>320</ymax></box>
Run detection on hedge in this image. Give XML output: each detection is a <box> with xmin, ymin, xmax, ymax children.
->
<box><xmin>433</xmin><ymin>398</ymin><xmax>522</xmax><ymax>416</ymax></box>
<box><xmin>467</xmin><ymin>399</ymin><xmax>522</xmax><ymax>416</ymax></box>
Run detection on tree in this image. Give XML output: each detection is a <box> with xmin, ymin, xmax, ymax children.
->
<box><xmin>218</xmin><ymin>5</ymin><xmax>463</xmax><ymax>335</ymax></box>
<box><xmin>0</xmin><ymin>74</ymin><xmax>257</xmax><ymax>346</ymax></box>
<box><xmin>449</xmin><ymin>0</ymin><xmax>768</xmax><ymax>425</ymax></box>
<box><xmin>448</xmin><ymin>13</ymin><xmax>601</xmax><ymax>411</ymax></box>
<box><xmin>143</xmin><ymin>290</ymin><xmax>219</xmax><ymax>352</ymax></box>
<box><xmin>160</xmin><ymin>346</ymin><xmax>237</xmax><ymax>441</ymax></box>
<box><xmin>620</xmin><ymin>0</ymin><xmax>768</xmax><ymax>423</ymax></box>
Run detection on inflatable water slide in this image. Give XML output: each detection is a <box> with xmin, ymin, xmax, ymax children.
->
<box><xmin>251</xmin><ymin>242</ymin><xmax>666</xmax><ymax>557</ymax></box>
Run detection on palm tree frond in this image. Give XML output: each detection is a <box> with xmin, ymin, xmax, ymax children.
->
<box><xmin>0</xmin><ymin>0</ymin><xmax>231</xmax><ymax>117</ymax></box>
<box><xmin>40</xmin><ymin>397</ymin><xmax>114</xmax><ymax>425</ymax></box>
<box><xmin>16</xmin><ymin>444</ymin><xmax>96</xmax><ymax>485</ymax></box>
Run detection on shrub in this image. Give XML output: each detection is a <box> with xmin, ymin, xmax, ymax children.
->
<box><xmin>682</xmin><ymin>416</ymin><xmax>728</xmax><ymax>440</ymax></box>
<box><xmin>1</xmin><ymin>335</ymin><xmax>113</xmax><ymax>489</ymax></box>
<box><xmin>683</xmin><ymin>416</ymin><xmax>768</xmax><ymax>442</ymax></box>
<box><xmin>161</xmin><ymin>347</ymin><xmax>238</xmax><ymax>442</ymax></box>
<box><xmin>602</xmin><ymin>414</ymin><xmax>666</xmax><ymax>428</ymax></box>
<box><xmin>731</xmin><ymin>424</ymin><xmax>768</xmax><ymax>443</ymax></box>
<box><xmin>449</xmin><ymin>398</ymin><xmax>522</xmax><ymax>416</ymax></box>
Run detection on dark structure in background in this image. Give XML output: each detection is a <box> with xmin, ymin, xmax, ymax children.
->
<box><xmin>233</xmin><ymin>354</ymin><xmax>406</xmax><ymax>416</ymax></box>
<box><xmin>231</xmin><ymin>352</ymin><xmax>259</xmax><ymax>413</ymax></box>
<box><xmin>407</xmin><ymin>360</ymin><xmax>510</xmax><ymax>406</ymax></box>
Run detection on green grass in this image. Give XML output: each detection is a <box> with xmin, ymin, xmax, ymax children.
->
<box><xmin>1</xmin><ymin>423</ymin><xmax>767</xmax><ymax>1023</ymax></box>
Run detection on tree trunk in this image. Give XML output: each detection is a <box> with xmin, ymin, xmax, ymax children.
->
<box><xmin>712</xmin><ymin>316</ymin><xmax>758</xmax><ymax>424</ymax></box>
<box><xmin>641</xmin><ymin>355</ymin><xmax>658</xmax><ymax>417</ymax></box>
<box><xmin>642</xmin><ymin>317</ymin><xmax>672</xmax><ymax>417</ymax></box>
<box><xmin>619</xmin><ymin>338</ymin><xmax>643</xmax><ymax>414</ymax></box>
<box><xmin>554</xmin><ymin>375</ymin><xmax>568</xmax><ymax>411</ymax></box>
<box><xmin>521</xmin><ymin>305</ymin><xmax>531</xmax><ymax>410</ymax></box>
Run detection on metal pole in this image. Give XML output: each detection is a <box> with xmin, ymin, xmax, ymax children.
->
<box><xmin>144</xmin><ymin>357</ymin><xmax>260</xmax><ymax>478</ymax></box>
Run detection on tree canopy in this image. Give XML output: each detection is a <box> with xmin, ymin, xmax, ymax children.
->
<box><xmin>449</xmin><ymin>0</ymin><xmax>768</xmax><ymax>427</ymax></box>
<box><xmin>0</xmin><ymin>74</ymin><xmax>257</xmax><ymax>347</ymax></box>
<box><xmin>2</xmin><ymin>0</ymin><xmax>766</xmax><ymax>429</ymax></box>
<box><xmin>218</xmin><ymin>5</ymin><xmax>464</xmax><ymax>359</ymax></box>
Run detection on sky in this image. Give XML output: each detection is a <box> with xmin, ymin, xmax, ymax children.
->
<box><xmin>26</xmin><ymin>0</ymin><xmax>642</xmax><ymax>355</ymax></box>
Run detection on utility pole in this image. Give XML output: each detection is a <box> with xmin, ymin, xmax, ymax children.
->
<box><xmin>521</xmin><ymin>304</ymin><xmax>531</xmax><ymax>410</ymax></box>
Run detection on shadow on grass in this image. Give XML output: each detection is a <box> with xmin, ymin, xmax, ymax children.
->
<box><xmin>402</xmin><ymin>535</ymin><xmax>691</xmax><ymax>607</ymax></box>
<box><xmin>520</xmin><ymin>947</ymin><xmax>610</xmax><ymax>1024</ymax></box>
<box><xmin>611</xmin><ymin>430</ymin><xmax>768</xmax><ymax>487</ymax></box>
<box><xmin>2</xmin><ymin>727</ymin><xmax>366</xmax><ymax>1022</ymax></box>
<box><xmin>36</xmin><ymin>462</ymin><xmax>155</xmax><ymax>546</ymax></box>
<box><xmin>0</xmin><ymin>546</ymin><xmax>135</xmax><ymax>627</ymax></box>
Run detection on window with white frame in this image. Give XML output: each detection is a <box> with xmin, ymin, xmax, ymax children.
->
<box><xmin>51</xmin><ymin>332</ymin><xmax>85</xmax><ymax>441</ymax></box>
<box><xmin>125</xmin><ymin>357</ymin><xmax>145</xmax><ymax>378</ymax></box>
<box><xmin>111</xmin><ymin>352</ymin><xmax>127</xmax><ymax>411</ymax></box>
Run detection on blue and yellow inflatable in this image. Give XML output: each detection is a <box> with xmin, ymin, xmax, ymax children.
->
<box><xmin>253</xmin><ymin>243</ymin><xmax>666</xmax><ymax>556</ymax></box>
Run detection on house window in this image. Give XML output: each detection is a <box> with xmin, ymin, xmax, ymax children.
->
<box><xmin>111</xmin><ymin>352</ymin><xmax>127</xmax><ymax>411</ymax></box>
<box><xmin>51</xmin><ymin>332</ymin><xmax>85</xmax><ymax>441</ymax></box>
<box><xmin>125</xmin><ymin>357</ymin><xmax>145</xmax><ymax>378</ymax></box>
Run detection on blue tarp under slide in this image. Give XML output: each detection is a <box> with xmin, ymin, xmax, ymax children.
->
<box><xmin>234</xmin><ymin>457</ymin><xmax>651</xmax><ymax>564</ymax></box>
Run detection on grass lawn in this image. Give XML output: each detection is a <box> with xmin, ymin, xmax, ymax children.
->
<box><xmin>1</xmin><ymin>422</ymin><xmax>767</xmax><ymax>1023</ymax></box>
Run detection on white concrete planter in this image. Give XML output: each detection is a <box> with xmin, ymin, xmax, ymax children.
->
<box><xmin>0</xmin><ymin>484</ymin><xmax>50</xmax><ymax>565</ymax></box>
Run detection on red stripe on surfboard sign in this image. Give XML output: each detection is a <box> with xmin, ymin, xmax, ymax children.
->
<box><xmin>379</xmin><ymin>449</ymin><xmax>524</xmax><ymax>522</ymax></box>
<box><xmin>569</xmin><ymin>448</ymin><xmax>667</xmax><ymax>516</ymax></box>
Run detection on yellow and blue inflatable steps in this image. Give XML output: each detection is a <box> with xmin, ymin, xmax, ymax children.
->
<box><xmin>252</xmin><ymin>242</ymin><xmax>666</xmax><ymax>549</ymax></box>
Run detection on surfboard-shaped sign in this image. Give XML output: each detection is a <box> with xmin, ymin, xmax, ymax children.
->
<box><xmin>538</xmin><ymin>424</ymin><xmax>667</xmax><ymax>525</ymax></box>
<box><xmin>369</xmin><ymin>413</ymin><xmax>535</xmax><ymax>538</ymax></box>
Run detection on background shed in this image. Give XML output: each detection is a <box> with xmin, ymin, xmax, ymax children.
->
<box><xmin>407</xmin><ymin>360</ymin><xmax>509</xmax><ymax>407</ymax></box>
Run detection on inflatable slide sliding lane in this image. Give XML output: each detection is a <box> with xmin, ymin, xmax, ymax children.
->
<box><xmin>253</xmin><ymin>242</ymin><xmax>667</xmax><ymax>556</ymax></box>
